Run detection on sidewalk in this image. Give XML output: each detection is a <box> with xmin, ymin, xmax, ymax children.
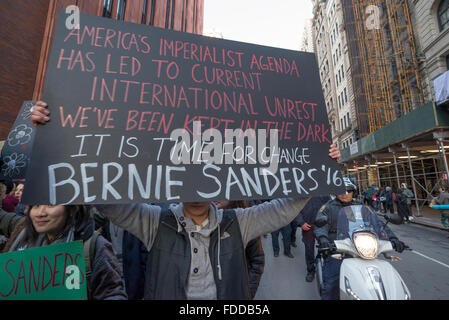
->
<box><xmin>379</xmin><ymin>205</ymin><xmax>449</xmax><ymax>231</ymax></box>
<box><xmin>410</xmin><ymin>205</ymin><xmax>449</xmax><ymax>231</ymax></box>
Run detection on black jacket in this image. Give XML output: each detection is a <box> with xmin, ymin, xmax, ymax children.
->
<box><xmin>245</xmin><ymin>237</ymin><xmax>264</xmax><ymax>299</ymax></box>
<box><xmin>144</xmin><ymin>208</ymin><xmax>251</xmax><ymax>300</ymax></box>
<box><xmin>295</xmin><ymin>196</ymin><xmax>331</xmax><ymax>227</ymax></box>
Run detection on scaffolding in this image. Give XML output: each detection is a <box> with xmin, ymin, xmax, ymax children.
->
<box><xmin>344</xmin><ymin>135</ymin><xmax>449</xmax><ymax>217</ymax></box>
<box><xmin>342</xmin><ymin>0</ymin><xmax>424</xmax><ymax>136</ymax></box>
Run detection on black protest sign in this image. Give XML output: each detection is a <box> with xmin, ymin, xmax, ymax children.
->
<box><xmin>1</xmin><ymin>101</ymin><xmax>37</xmax><ymax>182</ymax></box>
<box><xmin>23</xmin><ymin>11</ymin><xmax>345</xmax><ymax>205</ymax></box>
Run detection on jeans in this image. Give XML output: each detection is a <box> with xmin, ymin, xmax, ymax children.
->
<box><xmin>321</xmin><ymin>256</ymin><xmax>342</xmax><ymax>300</ymax></box>
<box><xmin>441</xmin><ymin>213</ymin><xmax>449</xmax><ymax>228</ymax></box>
<box><xmin>386</xmin><ymin>202</ymin><xmax>394</xmax><ymax>213</ymax></box>
<box><xmin>290</xmin><ymin>220</ymin><xmax>298</xmax><ymax>244</ymax></box>
<box><xmin>302</xmin><ymin>229</ymin><xmax>316</xmax><ymax>273</ymax></box>
<box><xmin>271</xmin><ymin>224</ymin><xmax>292</xmax><ymax>255</ymax></box>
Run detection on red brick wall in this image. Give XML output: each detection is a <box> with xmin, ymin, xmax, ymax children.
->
<box><xmin>0</xmin><ymin>0</ymin><xmax>204</xmax><ymax>140</ymax></box>
<box><xmin>0</xmin><ymin>0</ymin><xmax>49</xmax><ymax>139</ymax></box>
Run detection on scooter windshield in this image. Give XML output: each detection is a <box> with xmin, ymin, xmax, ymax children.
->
<box><xmin>336</xmin><ymin>205</ymin><xmax>389</xmax><ymax>241</ymax></box>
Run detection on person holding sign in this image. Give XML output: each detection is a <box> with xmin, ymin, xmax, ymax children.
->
<box><xmin>31</xmin><ymin>101</ymin><xmax>341</xmax><ymax>300</ymax></box>
<box><xmin>0</xmin><ymin>204</ymin><xmax>127</xmax><ymax>300</ymax></box>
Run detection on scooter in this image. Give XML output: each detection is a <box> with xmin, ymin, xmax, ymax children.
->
<box><xmin>315</xmin><ymin>205</ymin><xmax>411</xmax><ymax>300</ymax></box>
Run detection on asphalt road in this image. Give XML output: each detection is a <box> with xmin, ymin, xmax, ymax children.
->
<box><xmin>254</xmin><ymin>223</ymin><xmax>449</xmax><ymax>300</ymax></box>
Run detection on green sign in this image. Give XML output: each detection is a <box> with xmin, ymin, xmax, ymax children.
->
<box><xmin>0</xmin><ymin>241</ymin><xmax>87</xmax><ymax>300</ymax></box>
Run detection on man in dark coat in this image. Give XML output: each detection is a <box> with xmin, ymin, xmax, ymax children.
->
<box><xmin>385</xmin><ymin>186</ymin><xmax>395</xmax><ymax>213</ymax></box>
<box><xmin>294</xmin><ymin>195</ymin><xmax>331</xmax><ymax>282</ymax></box>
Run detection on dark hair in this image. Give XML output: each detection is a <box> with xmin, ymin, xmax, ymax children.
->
<box><xmin>22</xmin><ymin>205</ymin><xmax>91</xmax><ymax>244</ymax></box>
<box><xmin>221</xmin><ymin>200</ymin><xmax>248</xmax><ymax>210</ymax></box>
<box><xmin>4</xmin><ymin>180</ymin><xmax>14</xmax><ymax>194</ymax></box>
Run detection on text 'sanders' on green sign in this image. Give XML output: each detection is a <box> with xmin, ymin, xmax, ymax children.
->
<box><xmin>0</xmin><ymin>241</ymin><xmax>87</xmax><ymax>300</ymax></box>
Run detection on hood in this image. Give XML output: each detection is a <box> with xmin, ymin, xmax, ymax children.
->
<box><xmin>169</xmin><ymin>202</ymin><xmax>225</xmax><ymax>281</ymax></box>
<box><xmin>168</xmin><ymin>203</ymin><xmax>223</xmax><ymax>236</ymax></box>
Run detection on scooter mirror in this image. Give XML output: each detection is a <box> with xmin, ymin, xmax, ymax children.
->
<box><xmin>384</xmin><ymin>213</ymin><xmax>403</xmax><ymax>225</ymax></box>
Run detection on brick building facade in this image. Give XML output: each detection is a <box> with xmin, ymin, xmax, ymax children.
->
<box><xmin>0</xmin><ymin>0</ymin><xmax>204</xmax><ymax>139</ymax></box>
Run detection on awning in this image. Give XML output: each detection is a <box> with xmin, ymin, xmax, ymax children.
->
<box><xmin>340</xmin><ymin>102</ymin><xmax>449</xmax><ymax>162</ymax></box>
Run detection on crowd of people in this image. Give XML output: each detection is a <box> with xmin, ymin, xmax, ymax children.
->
<box><xmin>362</xmin><ymin>183</ymin><xmax>415</xmax><ymax>223</ymax></box>
<box><xmin>0</xmin><ymin>101</ymin><xmax>446</xmax><ymax>300</ymax></box>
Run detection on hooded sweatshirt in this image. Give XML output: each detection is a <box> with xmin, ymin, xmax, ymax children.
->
<box><xmin>95</xmin><ymin>197</ymin><xmax>309</xmax><ymax>300</ymax></box>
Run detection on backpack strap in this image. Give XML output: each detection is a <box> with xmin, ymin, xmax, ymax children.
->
<box><xmin>83</xmin><ymin>230</ymin><xmax>100</xmax><ymax>300</ymax></box>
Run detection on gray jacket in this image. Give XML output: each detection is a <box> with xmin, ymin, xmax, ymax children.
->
<box><xmin>95</xmin><ymin>197</ymin><xmax>309</xmax><ymax>299</ymax></box>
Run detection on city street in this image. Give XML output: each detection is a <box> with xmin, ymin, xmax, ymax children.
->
<box><xmin>255</xmin><ymin>222</ymin><xmax>449</xmax><ymax>300</ymax></box>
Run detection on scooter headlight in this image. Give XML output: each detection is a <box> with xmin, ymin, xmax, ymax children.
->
<box><xmin>353</xmin><ymin>232</ymin><xmax>378</xmax><ymax>259</ymax></box>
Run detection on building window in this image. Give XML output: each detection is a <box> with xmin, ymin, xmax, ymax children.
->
<box><xmin>116</xmin><ymin>0</ymin><xmax>127</xmax><ymax>20</ymax></box>
<box><xmin>148</xmin><ymin>0</ymin><xmax>157</xmax><ymax>25</ymax></box>
<box><xmin>439</xmin><ymin>0</ymin><xmax>449</xmax><ymax>31</ymax></box>
<box><xmin>344</xmin><ymin>87</ymin><xmax>348</xmax><ymax>103</ymax></box>
<box><xmin>446</xmin><ymin>54</ymin><xmax>449</xmax><ymax>70</ymax></box>
<box><xmin>102</xmin><ymin>0</ymin><xmax>114</xmax><ymax>18</ymax></box>
<box><xmin>165</xmin><ymin>0</ymin><xmax>176</xmax><ymax>29</ymax></box>
<box><xmin>142</xmin><ymin>0</ymin><xmax>148</xmax><ymax>23</ymax></box>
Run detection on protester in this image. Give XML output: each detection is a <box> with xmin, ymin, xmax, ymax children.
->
<box><xmin>378</xmin><ymin>186</ymin><xmax>387</xmax><ymax>213</ymax></box>
<box><xmin>94</xmin><ymin>206</ymin><xmax>150</xmax><ymax>300</ymax></box>
<box><xmin>271</xmin><ymin>224</ymin><xmax>294</xmax><ymax>258</ymax></box>
<box><xmin>0</xmin><ymin>181</ymin><xmax>8</xmax><ymax>250</ymax></box>
<box><xmin>314</xmin><ymin>180</ymin><xmax>406</xmax><ymax>300</ymax></box>
<box><xmin>397</xmin><ymin>183</ymin><xmax>414</xmax><ymax>223</ymax></box>
<box><xmin>13</xmin><ymin>182</ymin><xmax>26</xmax><ymax>216</ymax></box>
<box><xmin>30</xmin><ymin>101</ymin><xmax>341</xmax><ymax>299</ymax></box>
<box><xmin>0</xmin><ymin>180</ymin><xmax>6</xmax><ymax>207</ymax></box>
<box><xmin>294</xmin><ymin>195</ymin><xmax>331</xmax><ymax>282</ymax></box>
<box><xmin>429</xmin><ymin>185</ymin><xmax>449</xmax><ymax>232</ymax></box>
<box><xmin>214</xmin><ymin>200</ymin><xmax>265</xmax><ymax>299</ymax></box>
<box><xmin>0</xmin><ymin>205</ymin><xmax>127</xmax><ymax>300</ymax></box>
<box><xmin>2</xmin><ymin>181</ymin><xmax>19</xmax><ymax>213</ymax></box>
<box><xmin>401</xmin><ymin>183</ymin><xmax>414</xmax><ymax>222</ymax></box>
<box><xmin>385</xmin><ymin>186</ymin><xmax>395</xmax><ymax>213</ymax></box>
<box><xmin>290</xmin><ymin>218</ymin><xmax>298</xmax><ymax>248</ymax></box>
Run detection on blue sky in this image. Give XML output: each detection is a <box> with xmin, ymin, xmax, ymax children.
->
<box><xmin>203</xmin><ymin>0</ymin><xmax>313</xmax><ymax>51</ymax></box>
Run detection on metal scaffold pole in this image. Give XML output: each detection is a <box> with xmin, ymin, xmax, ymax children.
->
<box><xmin>389</xmin><ymin>147</ymin><xmax>401</xmax><ymax>191</ymax></box>
<box><xmin>403</xmin><ymin>144</ymin><xmax>421</xmax><ymax>217</ymax></box>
